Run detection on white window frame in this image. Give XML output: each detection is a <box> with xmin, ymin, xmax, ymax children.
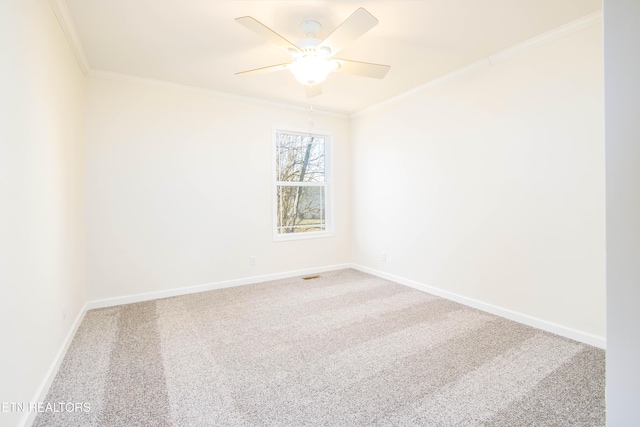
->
<box><xmin>273</xmin><ymin>127</ymin><xmax>333</xmax><ymax>242</ymax></box>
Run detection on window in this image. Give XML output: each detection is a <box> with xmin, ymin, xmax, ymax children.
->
<box><xmin>274</xmin><ymin>130</ymin><xmax>331</xmax><ymax>240</ymax></box>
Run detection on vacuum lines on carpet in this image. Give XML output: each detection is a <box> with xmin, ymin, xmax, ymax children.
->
<box><xmin>33</xmin><ymin>269</ymin><xmax>605</xmax><ymax>426</ymax></box>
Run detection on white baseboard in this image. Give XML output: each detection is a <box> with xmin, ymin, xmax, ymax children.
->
<box><xmin>86</xmin><ymin>263</ymin><xmax>352</xmax><ymax>310</ymax></box>
<box><xmin>350</xmin><ymin>264</ymin><xmax>606</xmax><ymax>349</ymax></box>
<box><xmin>18</xmin><ymin>304</ymin><xmax>88</xmax><ymax>427</ymax></box>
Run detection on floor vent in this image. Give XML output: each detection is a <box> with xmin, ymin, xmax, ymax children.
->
<box><xmin>302</xmin><ymin>275</ymin><xmax>320</xmax><ymax>280</ymax></box>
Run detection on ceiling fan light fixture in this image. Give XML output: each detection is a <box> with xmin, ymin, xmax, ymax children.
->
<box><xmin>289</xmin><ymin>55</ymin><xmax>338</xmax><ymax>86</ymax></box>
<box><xmin>235</xmin><ymin>8</ymin><xmax>389</xmax><ymax>97</ymax></box>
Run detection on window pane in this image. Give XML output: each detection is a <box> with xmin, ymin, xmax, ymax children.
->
<box><xmin>277</xmin><ymin>185</ymin><xmax>325</xmax><ymax>234</ymax></box>
<box><xmin>276</xmin><ymin>132</ymin><xmax>325</xmax><ymax>183</ymax></box>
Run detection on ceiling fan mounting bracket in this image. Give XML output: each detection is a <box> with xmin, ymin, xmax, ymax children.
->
<box><xmin>300</xmin><ymin>20</ymin><xmax>322</xmax><ymax>38</ymax></box>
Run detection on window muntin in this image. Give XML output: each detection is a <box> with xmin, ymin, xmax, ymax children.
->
<box><xmin>274</xmin><ymin>131</ymin><xmax>330</xmax><ymax>239</ymax></box>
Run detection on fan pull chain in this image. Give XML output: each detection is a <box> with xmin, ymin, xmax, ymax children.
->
<box><xmin>308</xmin><ymin>105</ymin><xmax>314</xmax><ymax>131</ymax></box>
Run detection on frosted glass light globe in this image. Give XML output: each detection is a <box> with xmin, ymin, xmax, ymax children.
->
<box><xmin>290</xmin><ymin>55</ymin><xmax>338</xmax><ymax>86</ymax></box>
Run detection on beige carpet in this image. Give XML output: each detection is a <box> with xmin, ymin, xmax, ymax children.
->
<box><xmin>34</xmin><ymin>269</ymin><xmax>605</xmax><ymax>426</ymax></box>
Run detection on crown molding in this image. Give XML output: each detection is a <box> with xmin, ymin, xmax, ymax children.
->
<box><xmin>352</xmin><ymin>58</ymin><xmax>492</xmax><ymax>118</ymax></box>
<box><xmin>353</xmin><ymin>10</ymin><xmax>603</xmax><ymax>117</ymax></box>
<box><xmin>48</xmin><ymin>0</ymin><xmax>91</xmax><ymax>74</ymax></box>
<box><xmin>86</xmin><ymin>69</ymin><xmax>349</xmax><ymax>118</ymax></box>
<box><xmin>488</xmin><ymin>10</ymin><xmax>602</xmax><ymax>65</ymax></box>
<box><xmin>45</xmin><ymin>1</ymin><xmax>601</xmax><ymax>118</ymax></box>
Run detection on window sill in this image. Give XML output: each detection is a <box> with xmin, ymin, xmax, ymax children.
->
<box><xmin>273</xmin><ymin>231</ymin><xmax>334</xmax><ymax>242</ymax></box>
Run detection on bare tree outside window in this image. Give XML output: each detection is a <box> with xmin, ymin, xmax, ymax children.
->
<box><xmin>275</xmin><ymin>131</ymin><xmax>327</xmax><ymax>235</ymax></box>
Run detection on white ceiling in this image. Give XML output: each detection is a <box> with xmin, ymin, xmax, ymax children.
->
<box><xmin>65</xmin><ymin>0</ymin><xmax>602</xmax><ymax>115</ymax></box>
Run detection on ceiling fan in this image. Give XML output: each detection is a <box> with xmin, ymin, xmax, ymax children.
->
<box><xmin>235</xmin><ymin>8</ymin><xmax>391</xmax><ymax>97</ymax></box>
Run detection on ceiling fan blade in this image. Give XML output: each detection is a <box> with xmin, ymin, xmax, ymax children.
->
<box><xmin>334</xmin><ymin>59</ymin><xmax>390</xmax><ymax>79</ymax></box>
<box><xmin>236</xmin><ymin>16</ymin><xmax>301</xmax><ymax>52</ymax></box>
<box><xmin>306</xmin><ymin>84</ymin><xmax>323</xmax><ymax>98</ymax></box>
<box><xmin>235</xmin><ymin>63</ymin><xmax>291</xmax><ymax>76</ymax></box>
<box><xmin>319</xmin><ymin>8</ymin><xmax>378</xmax><ymax>56</ymax></box>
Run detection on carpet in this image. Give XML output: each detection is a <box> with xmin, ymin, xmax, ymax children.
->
<box><xmin>33</xmin><ymin>269</ymin><xmax>605</xmax><ymax>426</ymax></box>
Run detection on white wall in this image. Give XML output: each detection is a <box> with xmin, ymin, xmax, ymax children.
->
<box><xmin>0</xmin><ymin>1</ymin><xmax>86</xmax><ymax>426</ymax></box>
<box><xmin>85</xmin><ymin>76</ymin><xmax>351</xmax><ymax>301</ymax></box>
<box><xmin>604</xmin><ymin>0</ymin><xmax>640</xmax><ymax>423</ymax></box>
<box><xmin>350</xmin><ymin>25</ymin><xmax>605</xmax><ymax>340</ymax></box>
